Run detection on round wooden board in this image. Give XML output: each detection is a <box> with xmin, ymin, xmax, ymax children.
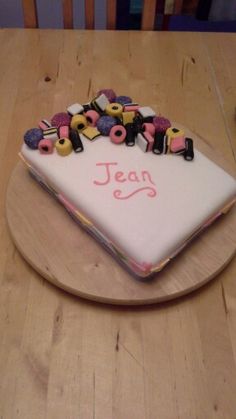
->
<box><xmin>6</xmin><ymin>129</ymin><xmax>236</xmax><ymax>305</ymax></box>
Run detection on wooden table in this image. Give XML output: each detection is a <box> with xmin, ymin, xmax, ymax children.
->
<box><xmin>0</xmin><ymin>29</ymin><xmax>236</xmax><ymax>419</ymax></box>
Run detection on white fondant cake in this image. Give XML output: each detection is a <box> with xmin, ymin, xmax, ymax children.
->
<box><xmin>20</xmin><ymin>133</ymin><xmax>236</xmax><ymax>278</ymax></box>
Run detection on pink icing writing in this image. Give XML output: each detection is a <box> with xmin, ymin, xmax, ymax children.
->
<box><xmin>93</xmin><ymin>162</ymin><xmax>157</xmax><ymax>200</ymax></box>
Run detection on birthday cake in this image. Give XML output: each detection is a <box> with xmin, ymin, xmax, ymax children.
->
<box><xmin>20</xmin><ymin>89</ymin><xmax>236</xmax><ymax>278</ymax></box>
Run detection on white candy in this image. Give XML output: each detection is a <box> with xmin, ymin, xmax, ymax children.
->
<box><xmin>138</xmin><ymin>106</ymin><xmax>156</xmax><ymax>119</ymax></box>
<box><xmin>94</xmin><ymin>93</ymin><xmax>109</xmax><ymax>111</ymax></box>
<box><xmin>136</xmin><ymin>133</ymin><xmax>149</xmax><ymax>153</ymax></box>
<box><xmin>43</xmin><ymin>128</ymin><xmax>59</xmax><ymax>142</ymax></box>
<box><xmin>67</xmin><ymin>103</ymin><xmax>84</xmax><ymax>116</ymax></box>
<box><xmin>43</xmin><ymin>133</ymin><xmax>58</xmax><ymax>141</ymax></box>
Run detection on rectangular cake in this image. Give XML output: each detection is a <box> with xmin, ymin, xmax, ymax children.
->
<box><xmin>20</xmin><ymin>133</ymin><xmax>236</xmax><ymax>278</ymax></box>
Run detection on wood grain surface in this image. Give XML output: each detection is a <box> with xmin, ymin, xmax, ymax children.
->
<box><xmin>6</xmin><ymin>131</ymin><xmax>236</xmax><ymax>305</ymax></box>
<box><xmin>1</xmin><ymin>29</ymin><xmax>236</xmax><ymax>418</ymax></box>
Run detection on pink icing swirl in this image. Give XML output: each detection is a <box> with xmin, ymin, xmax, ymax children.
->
<box><xmin>113</xmin><ymin>187</ymin><xmax>157</xmax><ymax>200</ymax></box>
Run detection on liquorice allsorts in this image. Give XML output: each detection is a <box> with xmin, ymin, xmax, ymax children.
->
<box><xmin>24</xmin><ymin>128</ymin><xmax>43</xmax><ymax>149</ymax></box>
<box><xmin>69</xmin><ymin>129</ymin><xmax>84</xmax><ymax>152</ymax></box>
<box><xmin>23</xmin><ymin>89</ymin><xmax>194</xmax><ymax>161</ymax></box>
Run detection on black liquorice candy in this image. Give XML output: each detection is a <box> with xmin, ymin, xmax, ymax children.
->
<box><xmin>69</xmin><ymin>129</ymin><xmax>84</xmax><ymax>153</ymax></box>
<box><xmin>133</xmin><ymin>115</ymin><xmax>143</xmax><ymax>135</ymax></box>
<box><xmin>82</xmin><ymin>103</ymin><xmax>92</xmax><ymax>113</ymax></box>
<box><xmin>125</xmin><ymin>123</ymin><xmax>136</xmax><ymax>146</ymax></box>
<box><xmin>184</xmin><ymin>137</ymin><xmax>194</xmax><ymax>161</ymax></box>
<box><xmin>153</xmin><ymin>132</ymin><xmax>165</xmax><ymax>154</ymax></box>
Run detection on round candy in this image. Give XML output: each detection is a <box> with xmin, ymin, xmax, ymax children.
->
<box><xmin>85</xmin><ymin>110</ymin><xmax>100</xmax><ymax>127</ymax></box>
<box><xmin>110</xmin><ymin>125</ymin><xmax>126</xmax><ymax>144</ymax></box>
<box><xmin>153</xmin><ymin>116</ymin><xmax>171</xmax><ymax>133</ymax></box>
<box><xmin>70</xmin><ymin>114</ymin><xmax>87</xmax><ymax>132</ymax></box>
<box><xmin>105</xmin><ymin>103</ymin><xmax>123</xmax><ymax>118</ymax></box>
<box><xmin>55</xmin><ymin>138</ymin><xmax>72</xmax><ymax>156</ymax></box>
<box><xmin>115</xmin><ymin>96</ymin><xmax>132</xmax><ymax>105</ymax></box>
<box><xmin>97</xmin><ymin>115</ymin><xmax>116</xmax><ymax>136</ymax></box>
<box><xmin>38</xmin><ymin>138</ymin><xmax>54</xmax><ymax>154</ymax></box>
<box><xmin>24</xmin><ymin>128</ymin><xmax>43</xmax><ymax>149</ymax></box>
<box><xmin>51</xmin><ymin>112</ymin><xmax>71</xmax><ymax>128</ymax></box>
<box><xmin>97</xmin><ymin>89</ymin><xmax>116</xmax><ymax>103</ymax></box>
<box><xmin>142</xmin><ymin>123</ymin><xmax>155</xmax><ymax>136</ymax></box>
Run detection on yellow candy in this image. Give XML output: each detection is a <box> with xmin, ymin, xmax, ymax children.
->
<box><xmin>55</xmin><ymin>138</ymin><xmax>72</xmax><ymax>156</ymax></box>
<box><xmin>166</xmin><ymin>127</ymin><xmax>184</xmax><ymax>140</ymax></box>
<box><xmin>165</xmin><ymin>127</ymin><xmax>185</xmax><ymax>154</ymax></box>
<box><xmin>106</xmin><ymin>102</ymin><xmax>123</xmax><ymax>117</ymax></box>
<box><xmin>82</xmin><ymin>127</ymin><xmax>101</xmax><ymax>141</ymax></box>
<box><xmin>122</xmin><ymin>111</ymin><xmax>135</xmax><ymax>125</ymax></box>
<box><xmin>70</xmin><ymin>114</ymin><xmax>87</xmax><ymax>132</ymax></box>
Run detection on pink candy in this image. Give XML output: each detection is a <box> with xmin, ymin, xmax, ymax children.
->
<box><xmin>142</xmin><ymin>123</ymin><xmax>155</xmax><ymax>137</ymax></box>
<box><xmin>123</xmin><ymin>104</ymin><xmax>140</xmax><ymax>112</ymax></box>
<box><xmin>110</xmin><ymin>125</ymin><xmax>126</xmax><ymax>144</ymax></box>
<box><xmin>170</xmin><ymin>136</ymin><xmax>186</xmax><ymax>154</ymax></box>
<box><xmin>38</xmin><ymin>139</ymin><xmax>54</xmax><ymax>154</ymax></box>
<box><xmin>85</xmin><ymin>110</ymin><xmax>100</xmax><ymax>127</ymax></box>
<box><xmin>59</xmin><ymin>125</ymin><xmax>69</xmax><ymax>138</ymax></box>
<box><xmin>38</xmin><ymin>119</ymin><xmax>51</xmax><ymax>130</ymax></box>
<box><xmin>144</xmin><ymin>132</ymin><xmax>154</xmax><ymax>152</ymax></box>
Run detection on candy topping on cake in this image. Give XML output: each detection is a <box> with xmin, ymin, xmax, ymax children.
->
<box><xmin>23</xmin><ymin>89</ymin><xmax>194</xmax><ymax>160</ymax></box>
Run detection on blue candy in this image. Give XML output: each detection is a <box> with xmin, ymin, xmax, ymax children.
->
<box><xmin>115</xmin><ymin>95</ymin><xmax>132</xmax><ymax>106</ymax></box>
<box><xmin>24</xmin><ymin>128</ymin><xmax>43</xmax><ymax>149</ymax></box>
<box><xmin>97</xmin><ymin>116</ymin><xmax>117</xmax><ymax>136</ymax></box>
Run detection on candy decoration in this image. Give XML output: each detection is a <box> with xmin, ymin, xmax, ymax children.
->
<box><xmin>38</xmin><ymin>119</ymin><xmax>51</xmax><ymax>130</ymax></box>
<box><xmin>51</xmin><ymin>112</ymin><xmax>71</xmax><ymax>128</ymax></box>
<box><xmin>43</xmin><ymin>127</ymin><xmax>58</xmax><ymax>141</ymax></box>
<box><xmin>85</xmin><ymin>110</ymin><xmax>100</xmax><ymax>127</ymax></box>
<box><xmin>122</xmin><ymin>111</ymin><xmax>135</xmax><ymax>125</ymax></box>
<box><xmin>69</xmin><ymin>129</ymin><xmax>84</xmax><ymax>152</ymax></box>
<box><xmin>184</xmin><ymin>138</ymin><xmax>194</xmax><ymax>161</ymax></box>
<box><xmin>105</xmin><ymin>103</ymin><xmax>123</xmax><ymax>118</ymax></box>
<box><xmin>91</xmin><ymin>93</ymin><xmax>109</xmax><ymax>112</ymax></box>
<box><xmin>82</xmin><ymin>127</ymin><xmax>101</xmax><ymax>141</ymax></box>
<box><xmin>133</xmin><ymin>115</ymin><xmax>143</xmax><ymax>135</ymax></box>
<box><xmin>22</xmin><ymin>89</ymin><xmax>194</xmax><ymax>161</ymax></box>
<box><xmin>142</xmin><ymin>123</ymin><xmax>155</xmax><ymax>137</ymax></box>
<box><xmin>153</xmin><ymin>116</ymin><xmax>171</xmax><ymax>133</ymax></box>
<box><xmin>59</xmin><ymin>125</ymin><xmax>69</xmax><ymax>139</ymax></box>
<box><xmin>137</xmin><ymin>132</ymin><xmax>154</xmax><ymax>152</ymax></box>
<box><xmin>115</xmin><ymin>95</ymin><xmax>132</xmax><ymax>105</ymax></box>
<box><xmin>138</xmin><ymin>106</ymin><xmax>156</xmax><ymax>120</ymax></box>
<box><xmin>125</xmin><ymin>123</ymin><xmax>136</xmax><ymax>147</ymax></box>
<box><xmin>97</xmin><ymin>115</ymin><xmax>116</xmax><ymax>135</ymax></box>
<box><xmin>110</xmin><ymin>125</ymin><xmax>126</xmax><ymax>144</ymax></box>
<box><xmin>153</xmin><ymin>132</ymin><xmax>165</xmax><ymax>154</ymax></box>
<box><xmin>123</xmin><ymin>103</ymin><xmax>140</xmax><ymax>112</ymax></box>
<box><xmin>97</xmin><ymin>89</ymin><xmax>116</xmax><ymax>103</ymax></box>
<box><xmin>67</xmin><ymin>103</ymin><xmax>84</xmax><ymax>116</ymax></box>
<box><xmin>166</xmin><ymin>127</ymin><xmax>185</xmax><ymax>141</ymax></box>
<box><xmin>70</xmin><ymin>114</ymin><xmax>87</xmax><ymax>132</ymax></box>
<box><xmin>24</xmin><ymin>128</ymin><xmax>43</xmax><ymax>149</ymax></box>
<box><xmin>82</xmin><ymin>103</ymin><xmax>92</xmax><ymax>113</ymax></box>
<box><xmin>170</xmin><ymin>136</ymin><xmax>186</xmax><ymax>154</ymax></box>
<box><xmin>38</xmin><ymin>139</ymin><xmax>54</xmax><ymax>154</ymax></box>
<box><xmin>55</xmin><ymin>138</ymin><xmax>72</xmax><ymax>156</ymax></box>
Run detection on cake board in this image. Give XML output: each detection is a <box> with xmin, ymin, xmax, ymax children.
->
<box><xmin>6</xmin><ymin>128</ymin><xmax>236</xmax><ymax>305</ymax></box>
